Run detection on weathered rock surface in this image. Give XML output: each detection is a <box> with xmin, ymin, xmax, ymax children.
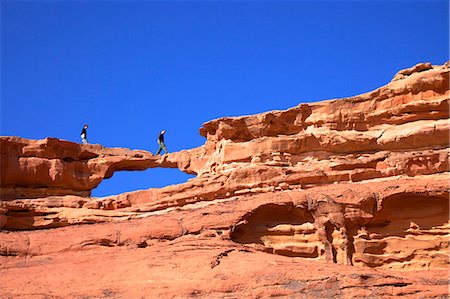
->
<box><xmin>1</xmin><ymin>62</ymin><xmax>449</xmax><ymax>298</ymax></box>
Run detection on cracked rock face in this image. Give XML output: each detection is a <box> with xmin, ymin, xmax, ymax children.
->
<box><xmin>1</xmin><ymin>62</ymin><xmax>449</xmax><ymax>298</ymax></box>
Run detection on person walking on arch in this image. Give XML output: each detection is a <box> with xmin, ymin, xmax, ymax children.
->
<box><xmin>156</xmin><ymin>129</ymin><xmax>169</xmax><ymax>155</ymax></box>
<box><xmin>81</xmin><ymin>124</ymin><xmax>89</xmax><ymax>144</ymax></box>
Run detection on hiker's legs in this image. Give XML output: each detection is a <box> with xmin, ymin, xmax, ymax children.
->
<box><xmin>161</xmin><ymin>143</ymin><xmax>168</xmax><ymax>154</ymax></box>
<box><xmin>81</xmin><ymin>136</ymin><xmax>88</xmax><ymax>144</ymax></box>
<box><xmin>157</xmin><ymin>141</ymin><xmax>168</xmax><ymax>155</ymax></box>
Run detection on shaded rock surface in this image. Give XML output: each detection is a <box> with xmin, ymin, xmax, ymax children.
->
<box><xmin>1</xmin><ymin>62</ymin><xmax>449</xmax><ymax>298</ymax></box>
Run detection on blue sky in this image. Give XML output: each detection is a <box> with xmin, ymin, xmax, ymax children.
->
<box><xmin>1</xmin><ymin>0</ymin><xmax>448</xmax><ymax>197</ymax></box>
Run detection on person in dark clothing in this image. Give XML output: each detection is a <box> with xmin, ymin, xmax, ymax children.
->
<box><xmin>156</xmin><ymin>129</ymin><xmax>168</xmax><ymax>155</ymax></box>
<box><xmin>81</xmin><ymin>124</ymin><xmax>88</xmax><ymax>144</ymax></box>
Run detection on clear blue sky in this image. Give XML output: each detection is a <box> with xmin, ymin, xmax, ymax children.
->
<box><xmin>1</xmin><ymin>0</ymin><xmax>448</xmax><ymax>197</ymax></box>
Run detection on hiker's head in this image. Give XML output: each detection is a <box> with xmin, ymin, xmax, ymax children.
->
<box><xmin>161</xmin><ymin>130</ymin><xmax>166</xmax><ymax>134</ymax></box>
<box><xmin>84</xmin><ymin>124</ymin><xmax>88</xmax><ymax>129</ymax></box>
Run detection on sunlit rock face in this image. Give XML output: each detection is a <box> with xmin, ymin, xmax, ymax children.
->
<box><xmin>230</xmin><ymin>186</ymin><xmax>449</xmax><ymax>270</ymax></box>
<box><xmin>0</xmin><ymin>62</ymin><xmax>449</xmax><ymax>298</ymax></box>
<box><xmin>0</xmin><ymin>137</ymin><xmax>176</xmax><ymax>199</ymax></box>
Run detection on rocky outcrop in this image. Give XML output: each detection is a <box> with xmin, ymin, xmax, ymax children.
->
<box><xmin>0</xmin><ymin>137</ymin><xmax>188</xmax><ymax>200</ymax></box>
<box><xmin>1</xmin><ymin>174</ymin><xmax>448</xmax><ymax>298</ymax></box>
<box><xmin>3</xmin><ymin>174</ymin><xmax>447</xmax><ymax>269</ymax></box>
<box><xmin>2</xmin><ymin>63</ymin><xmax>448</xmax><ymax>201</ymax></box>
<box><xmin>1</xmin><ymin>62</ymin><xmax>449</xmax><ymax>298</ymax></box>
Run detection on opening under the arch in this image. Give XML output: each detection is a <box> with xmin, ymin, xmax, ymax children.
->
<box><xmin>91</xmin><ymin>168</ymin><xmax>196</xmax><ymax>197</ymax></box>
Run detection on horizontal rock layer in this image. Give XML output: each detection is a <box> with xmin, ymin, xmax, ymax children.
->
<box><xmin>2</xmin><ymin>174</ymin><xmax>448</xmax><ymax>270</ymax></box>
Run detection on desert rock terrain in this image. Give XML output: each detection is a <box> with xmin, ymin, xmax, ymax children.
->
<box><xmin>1</xmin><ymin>62</ymin><xmax>449</xmax><ymax>298</ymax></box>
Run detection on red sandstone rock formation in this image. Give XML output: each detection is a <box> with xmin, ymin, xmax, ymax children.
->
<box><xmin>1</xmin><ymin>62</ymin><xmax>449</xmax><ymax>298</ymax></box>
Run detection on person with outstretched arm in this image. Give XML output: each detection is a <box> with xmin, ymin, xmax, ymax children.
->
<box><xmin>156</xmin><ymin>129</ymin><xmax>168</xmax><ymax>155</ymax></box>
<box><xmin>81</xmin><ymin>124</ymin><xmax>88</xmax><ymax>144</ymax></box>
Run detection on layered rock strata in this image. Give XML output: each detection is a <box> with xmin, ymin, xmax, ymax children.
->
<box><xmin>2</xmin><ymin>63</ymin><xmax>448</xmax><ymax>201</ymax></box>
<box><xmin>1</xmin><ymin>62</ymin><xmax>449</xmax><ymax>297</ymax></box>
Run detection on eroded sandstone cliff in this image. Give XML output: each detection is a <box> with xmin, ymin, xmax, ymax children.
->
<box><xmin>1</xmin><ymin>62</ymin><xmax>449</xmax><ymax>298</ymax></box>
